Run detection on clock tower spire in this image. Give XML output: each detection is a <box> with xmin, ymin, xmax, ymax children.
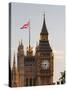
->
<box><xmin>40</xmin><ymin>13</ymin><xmax>48</xmax><ymax>41</ymax></box>
<box><xmin>40</xmin><ymin>13</ymin><xmax>48</xmax><ymax>35</ymax></box>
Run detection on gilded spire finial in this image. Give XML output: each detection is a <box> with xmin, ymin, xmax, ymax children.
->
<box><xmin>26</xmin><ymin>45</ymin><xmax>33</xmax><ymax>56</ymax></box>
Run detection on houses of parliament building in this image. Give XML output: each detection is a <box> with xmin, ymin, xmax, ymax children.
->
<box><xmin>9</xmin><ymin>14</ymin><xmax>54</xmax><ymax>87</ymax></box>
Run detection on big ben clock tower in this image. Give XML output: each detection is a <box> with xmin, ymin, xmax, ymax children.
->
<box><xmin>35</xmin><ymin>14</ymin><xmax>54</xmax><ymax>85</ymax></box>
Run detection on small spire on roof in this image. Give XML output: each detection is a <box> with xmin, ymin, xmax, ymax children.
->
<box><xmin>13</xmin><ymin>52</ymin><xmax>16</xmax><ymax>66</ymax></box>
<box><xmin>19</xmin><ymin>41</ymin><xmax>20</xmax><ymax>46</ymax></box>
<box><xmin>21</xmin><ymin>40</ymin><xmax>22</xmax><ymax>45</ymax></box>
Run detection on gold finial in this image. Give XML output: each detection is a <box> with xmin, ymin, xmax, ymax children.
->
<box><xmin>26</xmin><ymin>45</ymin><xmax>33</xmax><ymax>56</ymax></box>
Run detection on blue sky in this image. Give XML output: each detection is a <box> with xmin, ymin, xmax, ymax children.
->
<box><xmin>11</xmin><ymin>3</ymin><xmax>65</xmax><ymax>83</ymax></box>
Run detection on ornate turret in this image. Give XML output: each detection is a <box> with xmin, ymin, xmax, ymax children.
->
<box><xmin>11</xmin><ymin>53</ymin><xmax>20</xmax><ymax>87</ymax></box>
<box><xmin>18</xmin><ymin>40</ymin><xmax>24</xmax><ymax>55</ymax></box>
<box><xmin>17</xmin><ymin>40</ymin><xmax>24</xmax><ymax>86</ymax></box>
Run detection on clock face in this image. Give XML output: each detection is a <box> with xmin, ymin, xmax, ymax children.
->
<box><xmin>41</xmin><ymin>60</ymin><xmax>49</xmax><ymax>70</ymax></box>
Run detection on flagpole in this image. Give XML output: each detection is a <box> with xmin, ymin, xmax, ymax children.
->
<box><xmin>29</xmin><ymin>19</ymin><xmax>30</xmax><ymax>52</ymax></box>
